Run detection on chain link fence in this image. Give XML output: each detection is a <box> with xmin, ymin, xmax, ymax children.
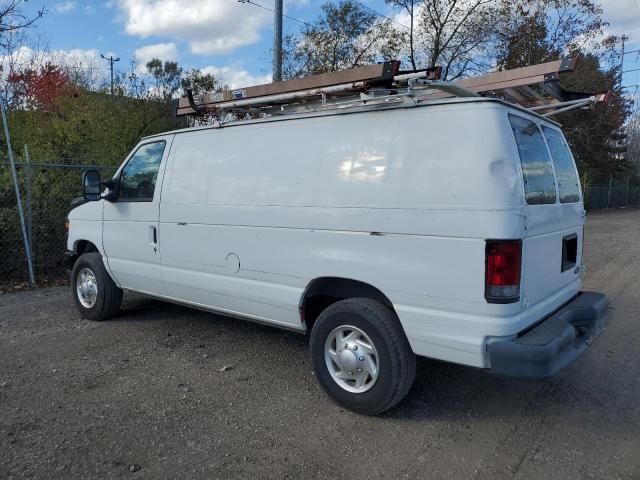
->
<box><xmin>583</xmin><ymin>185</ymin><xmax>640</xmax><ymax>210</ymax></box>
<box><xmin>1</xmin><ymin>158</ymin><xmax>115</xmax><ymax>284</ymax></box>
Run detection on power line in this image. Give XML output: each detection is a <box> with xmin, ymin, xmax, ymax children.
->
<box><xmin>238</xmin><ymin>0</ymin><xmax>410</xmax><ymax>31</ymax></box>
<box><xmin>237</xmin><ymin>0</ymin><xmax>311</xmax><ymax>27</ymax></box>
<box><xmin>352</xmin><ymin>0</ymin><xmax>411</xmax><ymax>30</ymax></box>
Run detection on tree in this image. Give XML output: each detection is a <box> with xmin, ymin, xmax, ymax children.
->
<box><xmin>0</xmin><ymin>1</ymin><xmax>47</xmax><ymax>104</ymax></box>
<box><xmin>7</xmin><ymin>86</ymin><xmax>183</xmax><ymax>165</ymax></box>
<box><xmin>496</xmin><ymin>0</ymin><xmax>608</xmax><ymax>69</ymax></box>
<box><xmin>495</xmin><ymin>9</ymin><xmax>554</xmax><ymax>70</ymax></box>
<box><xmin>493</xmin><ymin>0</ymin><xmax>626</xmax><ymax>182</ymax></box>
<box><xmin>7</xmin><ymin>63</ymin><xmax>71</xmax><ymax>110</ymax></box>
<box><xmin>180</xmin><ymin>69</ymin><xmax>220</xmax><ymax>95</ymax></box>
<box><xmin>627</xmin><ymin>98</ymin><xmax>640</xmax><ymax>174</ymax></box>
<box><xmin>382</xmin><ymin>0</ymin><xmax>501</xmax><ymax>78</ymax></box>
<box><xmin>558</xmin><ymin>54</ymin><xmax>630</xmax><ymax>182</ymax></box>
<box><xmin>385</xmin><ymin>0</ymin><xmax>418</xmax><ymax>70</ymax></box>
<box><xmin>415</xmin><ymin>0</ymin><xmax>499</xmax><ymax>79</ymax></box>
<box><xmin>0</xmin><ymin>0</ymin><xmax>46</xmax><ymax>50</ymax></box>
<box><xmin>282</xmin><ymin>1</ymin><xmax>401</xmax><ymax>78</ymax></box>
<box><xmin>145</xmin><ymin>58</ymin><xmax>183</xmax><ymax>101</ymax></box>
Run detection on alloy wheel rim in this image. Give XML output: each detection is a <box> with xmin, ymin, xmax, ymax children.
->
<box><xmin>324</xmin><ymin>325</ymin><xmax>379</xmax><ymax>393</ymax></box>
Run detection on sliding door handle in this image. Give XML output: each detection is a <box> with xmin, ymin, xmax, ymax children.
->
<box><xmin>149</xmin><ymin>226</ymin><xmax>158</xmax><ymax>245</ymax></box>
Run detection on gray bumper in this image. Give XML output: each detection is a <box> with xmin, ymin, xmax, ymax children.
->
<box><xmin>488</xmin><ymin>291</ymin><xmax>608</xmax><ymax>378</ymax></box>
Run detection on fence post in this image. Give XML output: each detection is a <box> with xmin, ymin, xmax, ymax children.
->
<box><xmin>1</xmin><ymin>102</ymin><xmax>35</xmax><ymax>285</ymax></box>
<box><xmin>606</xmin><ymin>172</ymin><xmax>613</xmax><ymax>210</ymax></box>
<box><xmin>625</xmin><ymin>176</ymin><xmax>630</xmax><ymax>208</ymax></box>
<box><xmin>23</xmin><ymin>144</ymin><xmax>33</xmax><ymax>261</ymax></box>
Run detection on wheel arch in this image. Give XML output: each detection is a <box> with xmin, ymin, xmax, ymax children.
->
<box><xmin>299</xmin><ymin>277</ymin><xmax>395</xmax><ymax>331</ymax></box>
<box><xmin>65</xmin><ymin>240</ymin><xmax>98</xmax><ymax>268</ymax></box>
<box><xmin>74</xmin><ymin>239</ymin><xmax>99</xmax><ymax>254</ymax></box>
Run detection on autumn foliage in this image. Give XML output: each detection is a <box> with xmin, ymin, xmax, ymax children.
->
<box><xmin>6</xmin><ymin>64</ymin><xmax>72</xmax><ymax>111</ymax></box>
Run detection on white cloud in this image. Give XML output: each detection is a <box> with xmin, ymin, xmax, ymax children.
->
<box><xmin>287</xmin><ymin>0</ymin><xmax>310</xmax><ymax>8</ymax></box>
<box><xmin>0</xmin><ymin>47</ymin><xmax>106</xmax><ymax>84</ymax></box>
<box><xmin>134</xmin><ymin>42</ymin><xmax>179</xmax><ymax>64</ymax></box>
<box><xmin>201</xmin><ymin>65</ymin><xmax>271</xmax><ymax>89</ymax></box>
<box><xmin>2</xmin><ymin>46</ymin><xmax>101</xmax><ymax>69</ymax></box>
<box><xmin>111</xmin><ymin>0</ymin><xmax>270</xmax><ymax>55</ymax></box>
<box><xmin>53</xmin><ymin>48</ymin><xmax>102</xmax><ymax>68</ymax></box>
<box><xmin>55</xmin><ymin>1</ymin><xmax>77</xmax><ymax>13</ymax></box>
<box><xmin>600</xmin><ymin>0</ymin><xmax>640</xmax><ymax>42</ymax></box>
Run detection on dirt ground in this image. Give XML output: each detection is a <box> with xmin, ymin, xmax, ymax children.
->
<box><xmin>1</xmin><ymin>210</ymin><xmax>639</xmax><ymax>480</ymax></box>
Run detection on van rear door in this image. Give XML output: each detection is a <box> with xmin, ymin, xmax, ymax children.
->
<box><xmin>508</xmin><ymin>114</ymin><xmax>583</xmax><ymax>310</ymax></box>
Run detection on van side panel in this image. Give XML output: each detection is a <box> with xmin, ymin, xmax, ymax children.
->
<box><xmin>164</xmin><ymin>104</ymin><xmax>521</xmax><ymax>211</ymax></box>
<box><xmin>159</xmin><ymin>104</ymin><xmax>525</xmax><ymax>365</ymax></box>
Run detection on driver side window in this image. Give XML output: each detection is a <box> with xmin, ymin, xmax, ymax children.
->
<box><xmin>119</xmin><ymin>141</ymin><xmax>166</xmax><ymax>202</ymax></box>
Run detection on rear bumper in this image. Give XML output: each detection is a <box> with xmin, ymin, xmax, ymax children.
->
<box><xmin>487</xmin><ymin>291</ymin><xmax>608</xmax><ymax>377</ymax></box>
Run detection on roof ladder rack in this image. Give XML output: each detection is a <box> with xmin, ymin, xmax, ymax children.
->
<box><xmin>176</xmin><ymin>57</ymin><xmax>610</xmax><ymax>121</ymax></box>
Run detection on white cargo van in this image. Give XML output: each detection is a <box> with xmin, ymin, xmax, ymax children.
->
<box><xmin>66</xmin><ymin>91</ymin><xmax>608</xmax><ymax>414</ymax></box>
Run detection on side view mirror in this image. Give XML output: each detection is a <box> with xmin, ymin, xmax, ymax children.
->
<box><xmin>82</xmin><ymin>169</ymin><xmax>101</xmax><ymax>201</ymax></box>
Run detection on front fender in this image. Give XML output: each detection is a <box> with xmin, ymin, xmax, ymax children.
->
<box><xmin>66</xmin><ymin>201</ymin><xmax>104</xmax><ymax>254</ymax></box>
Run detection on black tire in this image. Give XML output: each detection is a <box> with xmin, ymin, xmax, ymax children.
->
<box><xmin>71</xmin><ymin>252</ymin><xmax>122</xmax><ymax>321</ymax></box>
<box><xmin>310</xmin><ymin>298</ymin><xmax>416</xmax><ymax>415</ymax></box>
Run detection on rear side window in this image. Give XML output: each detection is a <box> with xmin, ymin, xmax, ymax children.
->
<box><xmin>542</xmin><ymin>127</ymin><xmax>580</xmax><ymax>203</ymax></box>
<box><xmin>508</xmin><ymin>115</ymin><xmax>556</xmax><ymax>205</ymax></box>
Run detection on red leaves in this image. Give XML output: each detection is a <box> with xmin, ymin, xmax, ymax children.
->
<box><xmin>7</xmin><ymin>63</ymin><xmax>73</xmax><ymax>111</ymax></box>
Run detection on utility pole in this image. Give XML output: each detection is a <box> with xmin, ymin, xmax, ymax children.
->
<box><xmin>273</xmin><ymin>0</ymin><xmax>283</xmax><ymax>82</ymax></box>
<box><xmin>237</xmin><ymin>0</ymin><xmax>283</xmax><ymax>82</ymax></box>
<box><xmin>100</xmin><ymin>54</ymin><xmax>120</xmax><ymax>96</ymax></box>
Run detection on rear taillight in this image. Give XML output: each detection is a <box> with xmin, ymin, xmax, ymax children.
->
<box><xmin>485</xmin><ymin>240</ymin><xmax>522</xmax><ymax>303</ymax></box>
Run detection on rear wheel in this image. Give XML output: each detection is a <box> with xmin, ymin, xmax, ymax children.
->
<box><xmin>71</xmin><ymin>252</ymin><xmax>122</xmax><ymax>321</ymax></box>
<box><xmin>310</xmin><ymin>298</ymin><xmax>415</xmax><ymax>415</ymax></box>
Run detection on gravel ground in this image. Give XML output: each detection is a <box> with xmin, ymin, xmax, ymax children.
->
<box><xmin>1</xmin><ymin>210</ymin><xmax>639</xmax><ymax>479</ymax></box>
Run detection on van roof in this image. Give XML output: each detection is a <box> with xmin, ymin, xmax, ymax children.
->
<box><xmin>142</xmin><ymin>96</ymin><xmax>560</xmax><ymax>141</ymax></box>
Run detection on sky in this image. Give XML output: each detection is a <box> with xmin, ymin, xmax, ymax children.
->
<box><xmin>15</xmin><ymin>0</ymin><xmax>640</xmax><ymax>91</ymax></box>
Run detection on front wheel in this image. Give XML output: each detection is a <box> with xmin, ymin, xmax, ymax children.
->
<box><xmin>310</xmin><ymin>298</ymin><xmax>416</xmax><ymax>415</ymax></box>
<box><xmin>71</xmin><ymin>252</ymin><xmax>122</xmax><ymax>321</ymax></box>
